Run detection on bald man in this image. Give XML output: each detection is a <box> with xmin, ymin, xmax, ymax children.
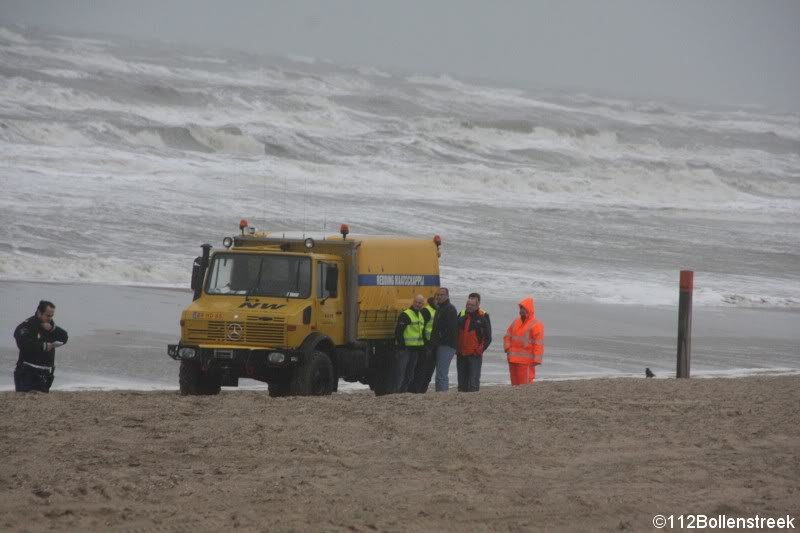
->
<box><xmin>394</xmin><ymin>294</ymin><xmax>427</xmax><ymax>393</ymax></box>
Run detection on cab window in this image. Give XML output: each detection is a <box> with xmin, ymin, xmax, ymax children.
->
<box><xmin>317</xmin><ymin>262</ymin><xmax>338</xmax><ymax>299</ymax></box>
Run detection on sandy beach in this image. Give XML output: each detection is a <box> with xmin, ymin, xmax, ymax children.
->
<box><xmin>1</xmin><ymin>282</ymin><xmax>799</xmax><ymax>530</ymax></box>
<box><xmin>1</xmin><ymin>376</ymin><xmax>798</xmax><ymax>532</ymax></box>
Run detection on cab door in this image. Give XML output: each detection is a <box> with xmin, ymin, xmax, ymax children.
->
<box><xmin>316</xmin><ymin>260</ymin><xmax>344</xmax><ymax>345</ymax></box>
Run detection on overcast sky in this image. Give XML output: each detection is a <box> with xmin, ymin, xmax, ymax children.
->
<box><xmin>2</xmin><ymin>0</ymin><xmax>799</xmax><ymax>110</ymax></box>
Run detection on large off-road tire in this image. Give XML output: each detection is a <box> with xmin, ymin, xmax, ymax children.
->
<box><xmin>179</xmin><ymin>360</ymin><xmax>222</xmax><ymax>395</ymax></box>
<box><xmin>290</xmin><ymin>350</ymin><xmax>335</xmax><ymax>396</ymax></box>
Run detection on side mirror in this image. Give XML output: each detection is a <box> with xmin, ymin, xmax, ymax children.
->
<box><xmin>191</xmin><ymin>244</ymin><xmax>212</xmax><ymax>301</ymax></box>
<box><xmin>325</xmin><ymin>265</ymin><xmax>338</xmax><ymax>298</ymax></box>
<box><xmin>191</xmin><ymin>256</ymin><xmax>204</xmax><ymax>293</ymax></box>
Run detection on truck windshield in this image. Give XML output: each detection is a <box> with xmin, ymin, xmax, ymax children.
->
<box><xmin>205</xmin><ymin>253</ymin><xmax>311</xmax><ymax>298</ymax></box>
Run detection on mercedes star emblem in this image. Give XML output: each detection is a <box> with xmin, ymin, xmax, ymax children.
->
<box><xmin>227</xmin><ymin>323</ymin><xmax>243</xmax><ymax>341</ymax></box>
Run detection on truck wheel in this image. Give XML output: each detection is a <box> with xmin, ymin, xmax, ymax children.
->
<box><xmin>291</xmin><ymin>350</ymin><xmax>334</xmax><ymax>396</ymax></box>
<box><xmin>179</xmin><ymin>360</ymin><xmax>221</xmax><ymax>396</ymax></box>
<box><xmin>179</xmin><ymin>360</ymin><xmax>202</xmax><ymax>395</ymax></box>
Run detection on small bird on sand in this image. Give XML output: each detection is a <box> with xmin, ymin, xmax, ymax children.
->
<box><xmin>645</xmin><ymin>368</ymin><xmax>655</xmax><ymax>378</ymax></box>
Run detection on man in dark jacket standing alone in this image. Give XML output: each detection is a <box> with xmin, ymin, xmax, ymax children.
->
<box><xmin>431</xmin><ymin>287</ymin><xmax>458</xmax><ymax>392</ymax></box>
<box><xmin>13</xmin><ymin>300</ymin><xmax>69</xmax><ymax>392</ymax></box>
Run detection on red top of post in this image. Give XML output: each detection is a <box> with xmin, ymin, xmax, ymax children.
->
<box><xmin>680</xmin><ymin>270</ymin><xmax>694</xmax><ymax>292</ymax></box>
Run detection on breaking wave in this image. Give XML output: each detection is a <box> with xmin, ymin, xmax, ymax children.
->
<box><xmin>1</xmin><ymin>24</ymin><xmax>798</xmax><ymax>308</ymax></box>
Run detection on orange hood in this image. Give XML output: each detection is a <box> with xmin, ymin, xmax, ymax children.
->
<box><xmin>519</xmin><ymin>297</ymin><xmax>535</xmax><ymax>321</ymax></box>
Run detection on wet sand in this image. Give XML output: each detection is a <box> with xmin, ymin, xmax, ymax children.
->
<box><xmin>2</xmin><ymin>281</ymin><xmax>799</xmax><ymax>392</ymax></box>
<box><xmin>1</xmin><ymin>376</ymin><xmax>798</xmax><ymax>532</ymax></box>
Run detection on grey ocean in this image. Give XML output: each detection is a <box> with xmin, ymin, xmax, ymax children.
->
<box><xmin>1</xmin><ymin>25</ymin><xmax>798</xmax><ymax>389</ymax></box>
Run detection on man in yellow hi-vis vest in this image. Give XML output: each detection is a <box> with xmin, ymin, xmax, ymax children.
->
<box><xmin>394</xmin><ymin>294</ymin><xmax>427</xmax><ymax>393</ymax></box>
<box><xmin>409</xmin><ymin>296</ymin><xmax>437</xmax><ymax>393</ymax></box>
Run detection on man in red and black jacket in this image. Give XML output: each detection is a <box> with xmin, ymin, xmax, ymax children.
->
<box><xmin>456</xmin><ymin>294</ymin><xmax>491</xmax><ymax>392</ymax></box>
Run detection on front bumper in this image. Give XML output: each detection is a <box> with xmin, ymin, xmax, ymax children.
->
<box><xmin>167</xmin><ymin>343</ymin><xmax>302</xmax><ymax>366</ymax></box>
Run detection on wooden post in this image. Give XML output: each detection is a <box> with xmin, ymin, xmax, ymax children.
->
<box><xmin>676</xmin><ymin>270</ymin><xmax>693</xmax><ymax>378</ymax></box>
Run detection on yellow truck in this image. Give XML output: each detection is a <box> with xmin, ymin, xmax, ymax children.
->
<box><xmin>167</xmin><ymin>222</ymin><xmax>441</xmax><ymax>396</ymax></box>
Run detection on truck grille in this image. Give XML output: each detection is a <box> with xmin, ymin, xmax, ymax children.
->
<box><xmin>186</xmin><ymin>317</ymin><xmax>286</xmax><ymax>346</ymax></box>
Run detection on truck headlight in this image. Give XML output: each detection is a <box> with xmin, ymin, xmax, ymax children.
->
<box><xmin>178</xmin><ymin>347</ymin><xmax>197</xmax><ymax>359</ymax></box>
<box><xmin>268</xmin><ymin>352</ymin><xmax>286</xmax><ymax>363</ymax></box>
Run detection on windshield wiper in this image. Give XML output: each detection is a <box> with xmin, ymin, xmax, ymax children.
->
<box><xmin>246</xmin><ymin>258</ymin><xmax>265</xmax><ymax>302</ymax></box>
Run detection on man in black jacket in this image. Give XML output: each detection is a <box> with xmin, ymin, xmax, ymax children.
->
<box><xmin>431</xmin><ymin>287</ymin><xmax>458</xmax><ymax>392</ymax></box>
<box><xmin>13</xmin><ymin>300</ymin><xmax>69</xmax><ymax>392</ymax></box>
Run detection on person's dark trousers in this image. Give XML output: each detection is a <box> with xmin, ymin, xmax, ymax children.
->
<box><xmin>456</xmin><ymin>355</ymin><xmax>482</xmax><ymax>392</ymax></box>
<box><xmin>410</xmin><ymin>345</ymin><xmax>436</xmax><ymax>393</ymax></box>
<box><xmin>395</xmin><ymin>347</ymin><xmax>421</xmax><ymax>393</ymax></box>
<box><xmin>14</xmin><ymin>366</ymin><xmax>52</xmax><ymax>393</ymax></box>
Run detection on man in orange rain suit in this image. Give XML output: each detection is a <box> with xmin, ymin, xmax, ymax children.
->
<box><xmin>503</xmin><ymin>297</ymin><xmax>544</xmax><ymax>385</ymax></box>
